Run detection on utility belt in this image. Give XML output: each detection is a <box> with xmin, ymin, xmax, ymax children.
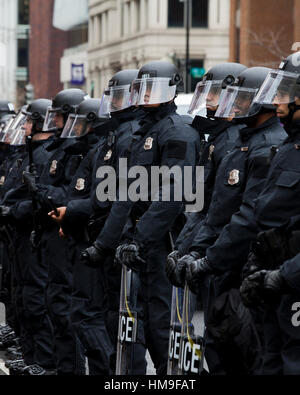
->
<box><xmin>253</xmin><ymin>226</ymin><xmax>300</xmax><ymax>270</ymax></box>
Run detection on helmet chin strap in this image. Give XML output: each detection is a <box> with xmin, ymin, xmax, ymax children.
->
<box><xmin>283</xmin><ymin>102</ymin><xmax>300</xmax><ymax>126</ymax></box>
<box><xmin>206</xmin><ymin>109</ymin><xmax>217</xmax><ymax>119</ymax></box>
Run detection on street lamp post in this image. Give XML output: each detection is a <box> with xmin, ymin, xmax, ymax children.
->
<box><xmin>180</xmin><ymin>0</ymin><xmax>192</xmax><ymax>93</ymax></box>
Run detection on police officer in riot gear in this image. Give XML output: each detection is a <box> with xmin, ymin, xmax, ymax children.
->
<box><xmin>173</xmin><ymin>67</ymin><xmax>287</xmax><ymax>374</ymax></box>
<box><xmin>23</xmin><ymin>88</ymin><xmax>89</xmax><ymax>375</ymax></box>
<box><xmin>0</xmin><ymin>99</ymin><xmax>57</xmax><ymax>375</ymax></box>
<box><xmin>80</xmin><ymin>69</ymin><xmax>147</xmax><ymax>374</ymax></box>
<box><xmin>82</xmin><ymin>61</ymin><xmax>201</xmax><ymax>375</ymax></box>
<box><xmin>240</xmin><ymin>52</ymin><xmax>300</xmax><ymax>375</ymax></box>
<box><xmin>0</xmin><ymin>100</ymin><xmax>15</xmax><ymax>133</ymax></box>
<box><xmin>48</xmin><ymin>97</ymin><xmax>114</xmax><ymax>375</ymax></box>
<box><xmin>167</xmin><ymin>62</ymin><xmax>247</xmax><ymax>283</ymax></box>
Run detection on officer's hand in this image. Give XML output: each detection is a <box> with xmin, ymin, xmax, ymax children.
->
<box><xmin>240</xmin><ymin>270</ymin><xmax>267</xmax><ymax>308</ymax></box>
<box><xmin>166</xmin><ymin>250</ymin><xmax>185</xmax><ymax>288</ymax></box>
<box><xmin>263</xmin><ymin>270</ymin><xmax>285</xmax><ymax>304</ymax></box>
<box><xmin>115</xmin><ymin>242</ymin><xmax>146</xmax><ymax>272</ymax></box>
<box><xmin>81</xmin><ymin>243</ymin><xmax>108</xmax><ymax>268</ymax></box>
<box><xmin>185</xmin><ymin>254</ymin><xmax>213</xmax><ymax>294</ymax></box>
<box><xmin>23</xmin><ymin>168</ymin><xmax>38</xmax><ymax>194</ymax></box>
<box><xmin>48</xmin><ymin>207</ymin><xmax>67</xmax><ymax>224</ymax></box>
<box><xmin>59</xmin><ymin>227</ymin><xmax>68</xmax><ymax>239</ymax></box>
<box><xmin>242</xmin><ymin>251</ymin><xmax>264</xmax><ymax>280</ymax></box>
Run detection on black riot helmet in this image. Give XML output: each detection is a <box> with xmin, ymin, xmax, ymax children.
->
<box><xmin>189</xmin><ymin>62</ymin><xmax>247</xmax><ymax>116</ymax></box>
<box><xmin>254</xmin><ymin>51</ymin><xmax>300</xmax><ymax>122</ymax></box>
<box><xmin>215</xmin><ymin>67</ymin><xmax>275</xmax><ymax>119</ymax></box>
<box><xmin>100</xmin><ymin>69</ymin><xmax>139</xmax><ymax>115</ymax></box>
<box><xmin>130</xmin><ymin>61</ymin><xmax>184</xmax><ymax>106</ymax></box>
<box><xmin>23</xmin><ymin>99</ymin><xmax>53</xmax><ymax>133</ymax></box>
<box><xmin>43</xmin><ymin>88</ymin><xmax>89</xmax><ymax>132</ymax></box>
<box><xmin>61</xmin><ymin>98</ymin><xmax>108</xmax><ymax>138</ymax></box>
<box><xmin>0</xmin><ymin>100</ymin><xmax>15</xmax><ymax>120</ymax></box>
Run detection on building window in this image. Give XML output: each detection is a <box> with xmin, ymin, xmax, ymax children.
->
<box><xmin>168</xmin><ymin>0</ymin><xmax>184</xmax><ymax>27</ymax></box>
<box><xmin>18</xmin><ymin>39</ymin><xmax>28</xmax><ymax>68</ymax></box>
<box><xmin>168</xmin><ymin>0</ymin><xmax>208</xmax><ymax>28</ymax></box>
<box><xmin>192</xmin><ymin>0</ymin><xmax>208</xmax><ymax>28</ymax></box>
<box><xmin>18</xmin><ymin>0</ymin><xmax>29</xmax><ymax>25</ymax></box>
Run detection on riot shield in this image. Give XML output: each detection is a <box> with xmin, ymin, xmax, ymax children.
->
<box><xmin>116</xmin><ymin>264</ymin><xmax>140</xmax><ymax>375</ymax></box>
<box><xmin>167</xmin><ymin>286</ymin><xmax>184</xmax><ymax>374</ymax></box>
<box><xmin>178</xmin><ymin>284</ymin><xmax>206</xmax><ymax>375</ymax></box>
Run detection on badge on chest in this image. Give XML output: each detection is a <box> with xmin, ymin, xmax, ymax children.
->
<box><xmin>75</xmin><ymin>178</ymin><xmax>85</xmax><ymax>191</ymax></box>
<box><xmin>50</xmin><ymin>160</ymin><xmax>58</xmax><ymax>175</ymax></box>
<box><xmin>228</xmin><ymin>169</ymin><xmax>240</xmax><ymax>185</ymax></box>
<box><xmin>144</xmin><ymin>137</ymin><xmax>153</xmax><ymax>151</ymax></box>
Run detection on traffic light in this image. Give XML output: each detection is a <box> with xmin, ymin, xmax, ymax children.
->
<box><xmin>25</xmin><ymin>84</ymin><xmax>35</xmax><ymax>105</ymax></box>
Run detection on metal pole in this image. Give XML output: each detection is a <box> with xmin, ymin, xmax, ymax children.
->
<box><xmin>185</xmin><ymin>0</ymin><xmax>191</xmax><ymax>94</ymax></box>
<box><xmin>27</xmin><ymin>27</ymin><xmax>30</xmax><ymax>83</ymax></box>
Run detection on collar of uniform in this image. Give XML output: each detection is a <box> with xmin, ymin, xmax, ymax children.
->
<box><xmin>95</xmin><ymin>119</ymin><xmax>117</xmax><ymax>136</ymax></box>
<box><xmin>193</xmin><ymin>116</ymin><xmax>232</xmax><ymax>139</ymax></box>
<box><xmin>283</xmin><ymin>120</ymin><xmax>300</xmax><ymax>140</ymax></box>
<box><xmin>135</xmin><ymin>102</ymin><xmax>177</xmax><ymax>136</ymax></box>
<box><xmin>142</xmin><ymin>101</ymin><xmax>177</xmax><ymax>122</ymax></box>
<box><xmin>31</xmin><ymin>139</ymin><xmax>47</xmax><ymax>150</ymax></box>
<box><xmin>64</xmin><ymin>136</ymin><xmax>92</xmax><ymax>155</ymax></box>
<box><xmin>239</xmin><ymin>115</ymin><xmax>279</xmax><ymax>142</ymax></box>
<box><xmin>45</xmin><ymin>136</ymin><xmax>65</xmax><ymax>152</ymax></box>
<box><xmin>111</xmin><ymin>107</ymin><xmax>141</xmax><ymax>123</ymax></box>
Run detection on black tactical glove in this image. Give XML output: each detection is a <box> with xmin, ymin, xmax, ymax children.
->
<box><xmin>23</xmin><ymin>166</ymin><xmax>38</xmax><ymax>194</ymax></box>
<box><xmin>185</xmin><ymin>254</ymin><xmax>213</xmax><ymax>294</ymax></box>
<box><xmin>240</xmin><ymin>270</ymin><xmax>267</xmax><ymax>308</ymax></box>
<box><xmin>115</xmin><ymin>242</ymin><xmax>146</xmax><ymax>272</ymax></box>
<box><xmin>242</xmin><ymin>250</ymin><xmax>264</xmax><ymax>280</ymax></box>
<box><xmin>240</xmin><ymin>269</ymin><xmax>286</xmax><ymax>308</ymax></box>
<box><xmin>263</xmin><ymin>270</ymin><xmax>286</xmax><ymax>303</ymax></box>
<box><xmin>81</xmin><ymin>243</ymin><xmax>108</xmax><ymax>268</ymax></box>
<box><xmin>165</xmin><ymin>250</ymin><xmax>186</xmax><ymax>288</ymax></box>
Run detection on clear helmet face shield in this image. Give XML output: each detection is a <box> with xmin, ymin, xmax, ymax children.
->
<box><xmin>43</xmin><ymin>108</ymin><xmax>59</xmax><ymax>132</ymax></box>
<box><xmin>215</xmin><ymin>86</ymin><xmax>260</xmax><ymax>119</ymax></box>
<box><xmin>188</xmin><ymin>80</ymin><xmax>223</xmax><ymax>115</ymax></box>
<box><xmin>104</xmin><ymin>85</ymin><xmax>132</xmax><ymax>113</ymax></box>
<box><xmin>130</xmin><ymin>78</ymin><xmax>177</xmax><ymax>106</ymax></box>
<box><xmin>254</xmin><ymin>69</ymin><xmax>300</xmax><ymax>106</ymax></box>
<box><xmin>0</xmin><ymin>111</ymin><xmax>27</xmax><ymax>145</ymax></box>
<box><xmin>98</xmin><ymin>93</ymin><xmax>110</xmax><ymax>118</ymax></box>
<box><xmin>61</xmin><ymin>114</ymin><xmax>92</xmax><ymax>138</ymax></box>
<box><xmin>0</xmin><ymin>116</ymin><xmax>15</xmax><ymax>141</ymax></box>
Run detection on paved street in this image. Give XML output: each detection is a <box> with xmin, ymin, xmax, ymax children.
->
<box><xmin>0</xmin><ymin>301</ymin><xmax>156</xmax><ymax>376</ymax></box>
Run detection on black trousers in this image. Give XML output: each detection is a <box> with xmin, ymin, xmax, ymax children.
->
<box><xmin>15</xmin><ymin>230</ymin><xmax>55</xmax><ymax>368</ymax></box>
<box><xmin>69</xmin><ymin>238</ymin><xmax>113</xmax><ymax>375</ymax></box>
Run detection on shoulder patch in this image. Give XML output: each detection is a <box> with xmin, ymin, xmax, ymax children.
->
<box><xmin>167</xmin><ymin>140</ymin><xmax>187</xmax><ymax>160</ymax></box>
<box><xmin>252</xmin><ymin>156</ymin><xmax>270</xmax><ymax>178</ymax></box>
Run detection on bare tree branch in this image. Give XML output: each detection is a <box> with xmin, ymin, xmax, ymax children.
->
<box><xmin>245</xmin><ymin>27</ymin><xmax>291</xmax><ymax>66</ymax></box>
